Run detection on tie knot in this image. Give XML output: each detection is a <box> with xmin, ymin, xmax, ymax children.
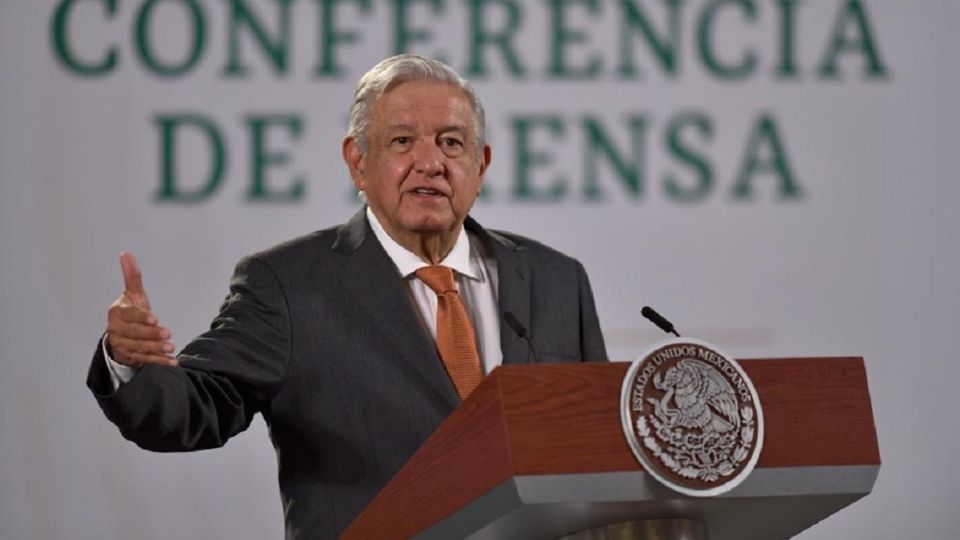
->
<box><xmin>416</xmin><ymin>266</ymin><xmax>457</xmax><ymax>294</ymax></box>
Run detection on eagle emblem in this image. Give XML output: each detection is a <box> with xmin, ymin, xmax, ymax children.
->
<box><xmin>649</xmin><ymin>359</ymin><xmax>740</xmax><ymax>434</ymax></box>
<box><xmin>620</xmin><ymin>339</ymin><xmax>764</xmax><ymax>497</ymax></box>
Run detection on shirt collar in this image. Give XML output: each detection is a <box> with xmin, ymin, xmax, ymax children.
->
<box><xmin>366</xmin><ymin>206</ymin><xmax>481</xmax><ymax>281</ymax></box>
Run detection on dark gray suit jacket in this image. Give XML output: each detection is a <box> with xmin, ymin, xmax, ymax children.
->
<box><xmin>88</xmin><ymin>209</ymin><xmax>607</xmax><ymax>539</ymax></box>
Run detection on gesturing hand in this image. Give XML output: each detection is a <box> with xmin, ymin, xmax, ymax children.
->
<box><xmin>105</xmin><ymin>252</ymin><xmax>178</xmax><ymax>368</ymax></box>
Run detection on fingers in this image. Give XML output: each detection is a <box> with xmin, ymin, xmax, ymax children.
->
<box><xmin>107</xmin><ymin>335</ymin><xmax>178</xmax><ymax>367</ymax></box>
<box><xmin>109</xmin><ymin>318</ymin><xmax>171</xmax><ymax>341</ymax></box>
<box><xmin>106</xmin><ymin>296</ymin><xmax>176</xmax><ymax>368</ymax></box>
<box><xmin>109</xmin><ymin>335</ymin><xmax>176</xmax><ymax>356</ymax></box>
<box><xmin>120</xmin><ymin>252</ymin><xmax>151</xmax><ymax>309</ymax></box>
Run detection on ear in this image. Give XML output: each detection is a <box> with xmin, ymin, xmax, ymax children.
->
<box><xmin>342</xmin><ymin>136</ymin><xmax>365</xmax><ymax>191</ymax></box>
<box><xmin>476</xmin><ymin>144</ymin><xmax>492</xmax><ymax>194</ymax></box>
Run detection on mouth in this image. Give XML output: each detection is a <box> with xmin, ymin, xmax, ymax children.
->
<box><xmin>409</xmin><ymin>187</ymin><xmax>447</xmax><ymax>198</ymax></box>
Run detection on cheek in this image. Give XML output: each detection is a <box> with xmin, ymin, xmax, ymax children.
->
<box><xmin>383</xmin><ymin>160</ymin><xmax>415</xmax><ymax>187</ymax></box>
<box><xmin>458</xmin><ymin>171</ymin><xmax>483</xmax><ymax>196</ymax></box>
<box><xmin>453</xmin><ymin>179</ymin><xmax>483</xmax><ymax>208</ymax></box>
<box><xmin>451</xmin><ymin>161</ymin><xmax>481</xmax><ymax>184</ymax></box>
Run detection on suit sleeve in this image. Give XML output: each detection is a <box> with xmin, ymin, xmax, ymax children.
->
<box><xmin>576</xmin><ymin>261</ymin><xmax>608</xmax><ymax>362</ymax></box>
<box><xmin>87</xmin><ymin>255</ymin><xmax>291</xmax><ymax>452</ymax></box>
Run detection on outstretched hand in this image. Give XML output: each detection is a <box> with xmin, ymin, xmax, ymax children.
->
<box><xmin>105</xmin><ymin>252</ymin><xmax>177</xmax><ymax>368</ymax></box>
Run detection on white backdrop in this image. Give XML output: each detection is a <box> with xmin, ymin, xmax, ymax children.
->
<box><xmin>2</xmin><ymin>1</ymin><xmax>958</xmax><ymax>538</ymax></box>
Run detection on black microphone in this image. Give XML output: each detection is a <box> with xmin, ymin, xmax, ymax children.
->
<box><xmin>503</xmin><ymin>311</ymin><xmax>540</xmax><ymax>363</ymax></box>
<box><xmin>641</xmin><ymin>306</ymin><xmax>681</xmax><ymax>337</ymax></box>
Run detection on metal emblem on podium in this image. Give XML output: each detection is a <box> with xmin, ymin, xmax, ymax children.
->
<box><xmin>621</xmin><ymin>338</ymin><xmax>764</xmax><ymax>496</ymax></box>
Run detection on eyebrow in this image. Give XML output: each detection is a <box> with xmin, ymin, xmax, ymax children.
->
<box><xmin>438</xmin><ymin>125</ymin><xmax>467</xmax><ymax>135</ymax></box>
<box><xmin>385</xmin><ymin>124</ymin><xmax>468</xmax><ymax>135</ymax></box>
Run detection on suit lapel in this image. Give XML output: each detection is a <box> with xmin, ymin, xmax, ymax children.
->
<box><xmin>467</xmin><ymin>218</ymin><xmax>533</xmax><ymax>366</ymax></box>
<box><xmin>334</xmin><ymin>210</ymin><xmax>460</xmax><ymax>408</ymax></box>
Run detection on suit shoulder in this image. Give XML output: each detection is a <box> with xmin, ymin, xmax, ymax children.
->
<box><xmin>485</xmin><ymin>228</ymin><xmax>585</xmax><ymax>268</ymax></box>
<box><xmin>239</xmin><ymin>223</ymin><xmax>345</xmax><ymax>271</ymax></box>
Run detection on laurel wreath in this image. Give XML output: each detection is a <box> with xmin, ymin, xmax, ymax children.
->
<box><xmin>637</xmin><ymin>406</ymin><xmax>755</xmax><ymax>483</ymax></box>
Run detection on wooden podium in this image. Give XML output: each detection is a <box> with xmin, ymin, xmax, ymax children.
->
<box><xmin>343</xmin><ymin>358</ymin><xmax>879</xmax><ymax>540</ymax></box>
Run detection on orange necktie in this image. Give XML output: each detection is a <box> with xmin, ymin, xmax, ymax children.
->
<box><xmin>415</xmin><ymin>266</ymin><xmax>483</xmax><ymax>399</ymax></box>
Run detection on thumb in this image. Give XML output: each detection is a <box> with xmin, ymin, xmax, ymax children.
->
<box><xmin>120</xmin><ymin>251</ymin><xmax>151</xmax><ymax>309</ymax></box>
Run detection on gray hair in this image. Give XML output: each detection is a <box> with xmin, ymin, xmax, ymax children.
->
<box><xmin>347</xmin><ymin>54</ymin><xmax>487</xmax><ymax>161</ymax></box>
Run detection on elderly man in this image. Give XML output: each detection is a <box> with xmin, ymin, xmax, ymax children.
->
<box><xmin>89</xmin><ymin>54</ymin><xmax>607</xmax><ymax>539</ymax></box>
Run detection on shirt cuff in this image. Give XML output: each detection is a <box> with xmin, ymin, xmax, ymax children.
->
<box><xmin>101</xmin><ymin>334</ymin><xmax>138</xmax><ymax>388</ymax></box>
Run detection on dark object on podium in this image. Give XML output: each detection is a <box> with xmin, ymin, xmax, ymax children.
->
<box><xmin>343</xmin><ymin>358</ymin><xmax>879</xmax><ymax>540</ymax></box>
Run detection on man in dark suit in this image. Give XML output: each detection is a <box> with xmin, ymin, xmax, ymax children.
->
<box><xmin>89</xmin><ymin>54</ymin><xmax>607</xmax><ymax>538</ymax></box>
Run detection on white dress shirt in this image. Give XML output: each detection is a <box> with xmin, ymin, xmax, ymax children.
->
<box><xmin>104</xmin><ymin>208</ymin><xmax>503</xmax><ymax>387</ymax></box>
<box><xmin>365</xmin><ymin>207</ymin><xmax>502</xmax><ymax>375</ymax></box>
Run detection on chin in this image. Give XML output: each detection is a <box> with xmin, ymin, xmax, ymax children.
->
<box><xmin>403</xmin><ymin>214</ymin><xmax>458</xmax><ymax>233</ymax></box>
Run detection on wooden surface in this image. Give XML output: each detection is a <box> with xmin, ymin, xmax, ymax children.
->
<box><xmin>501</xmin><ymin>358</ymin><xmax>880</xmax><ymax>474</ymax></box>
<box><xmin>745</xmin><ymin>357</ymin><xmax>880</xmax><ymax>467</ymax></box>
<box><xmin>342</xmin><ymin>357</ymin><xmax>879</xmax><ymax>539</ymax></box>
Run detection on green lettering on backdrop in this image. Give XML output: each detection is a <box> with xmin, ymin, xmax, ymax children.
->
<box><xmin>774</xmin><ymin>0</ymin><xmax>800</xmax><ymax>77</ymax></box>
<box><xmin>512</xmin><ymin>116</ymin><xmax>568</xmax><ymax>201</ymax></box>
<box><xmin>732</xmin><ymin>113</ymin><xmax>801</xmax><ymax>200</ymax></box>
<box><xmin>393</xmin><ymin>0</ymin><xmax>444</xmax><ymax>54</ymax></box>
<box><xmin>698</xmin><ymin>0</ymin><xmax>758</xmax><ymax>80</ymax></box>
<box><xmin>582</xmin><ymin>116</ymin><xmax>648</xmax><ymax>200</ymax></box>
<box><xmin>547</xmin><ymin>0</ymin><xmax>602</xmax><ymax>79</ymax></box>
<box><xmin>314</xmin><ymin>0</ymin><xmax>372</xmax><ymax>77</ymax></box>
<box><xmin>135</xmin><ymin>0</ymin><xmax>206</xmax><ymax>77</ymax></box>
<box><xmin>155</xmin><ymin>115</ymin><xmax>225</xmax><ymax>202</ymax></box>
<box><xmin>819</xmin><ymin>0</ymin><xmax>888</xmax><ymax>78</ymax></box>
<box><xmin>664</xmin><ymin>111</ymin><xmax>713</xmax><ymax>202</ymax></box>
<box><xmin>51</xmin><ymin>0</ymin><xmax>118</xmax><ymax>76</ymax></box>
<box><xmin>223</xmin><ymin>0</ymin><xmax>293</xmax><ymax>77</ymax></box>
<box><xmin>618</xmin><ymin>0</ymin><xmax>682</xmax><ymax>78</ymax></box>
<box><xmin>465</xmin><ymin>0</ymin><xmax>525</xmax><ymax>78</ymax></box>
<box><xmin>246</xmin><ymin>115</ymin><xmax>306</xmax><ymax>201</ymax></box>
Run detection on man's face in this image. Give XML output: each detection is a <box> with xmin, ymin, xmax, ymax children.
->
<box><xmin>343</xmin><ymin>80</ymin><xmax>491</xmax><ymax>246</ymax></box>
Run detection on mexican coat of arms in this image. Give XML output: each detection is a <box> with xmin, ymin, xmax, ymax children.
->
<box><xmin>620</xmin><ymin>339</ymin><xmax>764</xmax><ymax>496</ymax></box>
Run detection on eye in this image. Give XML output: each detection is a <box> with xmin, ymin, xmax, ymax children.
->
<box><xmin>439</xmin><ymin>137</ymin><xmax>465</xmax><ymax>155</ymax></box>
<box><xmin>440</xmin><ymin>137</ymin><xmax>463</xmax><ymax>148</ymax></box>
<box><xmin>390</xmin><ymin>136</ymin><xmax>414</xmax><ymax>149</ymax></box>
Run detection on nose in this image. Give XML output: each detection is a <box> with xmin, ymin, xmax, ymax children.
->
<box><xmin>413</xmin><ymin>141</ymin><xmax>445</xmax><ymax>177</ymax></box>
